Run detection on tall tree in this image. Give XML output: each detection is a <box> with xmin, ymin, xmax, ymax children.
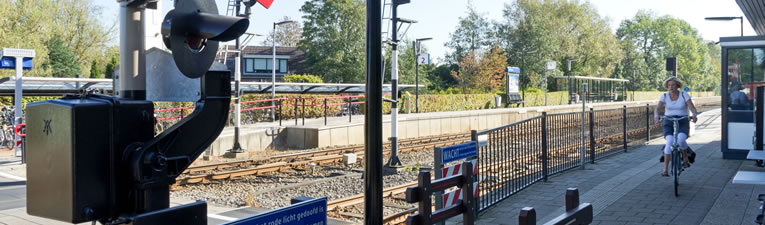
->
<box><xmin>262</xmin><ymin>16</ymin><xmax>303</xmax><ymax>47</ymax></box>
<box><xmin>495</xmin><ymin>0</ymin><xmax>623</xmax><ymax>90</ymax></box>
<box><xmin>90</xmin><ymin>59</ymin><xmax>102</xmax><ymax>78</ymax></box>
<box><xmin>444</xmin><ymin>2</ymin><xmax>492</xmax><ymax>64</ymax></box>
<box><xmin>616</xmin><ymin>10</ymin><xmax>719</xmax><ymax>91</ymax></box>
<box><xmin>42</xmin><ymin>35</ymin><xmax>80</xmax><ymax>77</ymax></box>
<box><xmin>480</xmin><ymin>45</ymin><xmax>509</xmax><ymax>91</ymax></box>
<box><xmin>450</xmin><ymin>51</ymin><xmax>481</xmax><ymax>93</ymax></box>
<box><xmin>0</xmin><ymin>0</ymin><xmax>114</xmax><ymax>77</ymax></box>
<box><xmin>104</xmin><ymin>54</ymin><xmax>119</xmax><ymax>79</ymax></box>
<box><xmin>298</xmin><ymin>0</ymin><xmax>365</xmax><ymax>83</ymax></box>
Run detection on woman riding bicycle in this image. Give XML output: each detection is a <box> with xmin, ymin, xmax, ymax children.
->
<box><xmin>653</xmin><ymin>77</ymin><xmax>698</xmax><ymax>177</ymax></box>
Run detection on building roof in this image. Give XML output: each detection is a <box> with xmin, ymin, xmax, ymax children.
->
<box><xmin>738</xmin><ymin>0</ymin><xmax>765</xmax><ymax>36</ymax></box>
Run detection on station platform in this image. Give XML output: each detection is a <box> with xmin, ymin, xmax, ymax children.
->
<box><xmin>440</xmin><ymin>108</ymin><xmax>761</xmax><ymax>225</ymax></box>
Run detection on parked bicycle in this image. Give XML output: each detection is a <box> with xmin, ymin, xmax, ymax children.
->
<box><xmin>1</xmin><ymin>106</ymin><xmax>15</xmax><ymax>150</ymax></box>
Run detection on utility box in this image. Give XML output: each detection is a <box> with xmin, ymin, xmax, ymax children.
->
<box><xmin>25</xmin><ymin>95</ymin><xmax>154</xmax><ymax>223</ymax></box>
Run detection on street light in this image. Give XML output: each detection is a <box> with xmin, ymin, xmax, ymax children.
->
<box><xmin>566</xmin><ymin>56</ymin><xmax>581</xmax><ymax>104</ymax></box>
<box><xmin>520</xmin><ymin>49</ymin><xmax>536</xmax><ymax>107</ymax></box>
<box><xmin>705</xmin><ymin>16</ymin><xmax>743</xmax><ymax>36</ymax></box>
<box><xmin>414</xmin><ymin>37</ymin><xmax>432</xmax><ymax>113</ymax></box>
<box><xmin>272</xmin><ymin>20</ymin><xmax>296</xmax><ymax>121</ymax></box>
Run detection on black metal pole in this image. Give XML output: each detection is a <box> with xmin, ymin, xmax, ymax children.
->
<box><xmin>302</xmin><ymin>98</ymin><xmax>305</xmax><ymax>126</ymax></box>
<box><xmin>541</xmin><ymin>112</ymin><xmax>548</xmax><ymax>182</ymax></box>
<box><xmin>521</xmin><ymin>53</ymin><xmax>525</xmax><ymax>107</ymax></box>
<box><xmin>623</xmin><ymin>105</ymin><xmax>627</xmax><ymax>152</ymax></box>
<box><xmin>231</xmin><ymin>1</ymin><xmax>245</xmax><ymax>153</ymax></box>
<box><xmin>740</xmin><ymin>17</ymin><xmax>744</xmax><ymax>36</ymax></box>
<box><xmin>386</xmin><ymin>2</ymin><xmax>402</xmax><ymax>168</ymax></box>
<box><xmin>279</xmin><ymin>100</ymin><xmax>282</xmax><ymax>126</ymax></box>
<box><xmin>349</xmin><ymin>97</ymin><xmax>352</xmax><ymax>123</ymax></box>
<box><xmin>364</xmin><ymin>0</ymin><xmax>384</xmax><ymax>223</ymax></box>
<box><xmin>294</xmin><ymin>98</ymin><xmax>298</xmax><ymax>126</ymax></box>
<box><xmin>646</xmin><ymin>104</ymin><xmax>650</xmax><ymax>142</ymax></box>
<box><xmin>589</xmin><ymin>108</ymin><xmax>595</xmax><ymax>164</ymax></box>
<box><xmin>414</xmin><ymin>40</ymin><xmax>419</xmax><ymax>113</ymax></box>
<box><xmin>324</xmin><ymin>98</ymin><xmax>328</xmax><ymax>126</ymax></box>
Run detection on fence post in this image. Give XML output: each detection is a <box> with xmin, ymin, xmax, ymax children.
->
<box><xmin>646</xmin><ymin>104</ymin><xmax>650</xmax><ymax>142</ymax></box>
<box><xmin>470</xmin><ymin>130</ymin><xmax>479</xmax><ymax>217</ymax></box>
<box><xmin>519</xmin><ymin>207</ymin><xmax>536</xmax><ymax>225</ymax></box>
<box><xmin>302</xmin><ymin>98</ymin><xmax>306</xmax><ymax>126</ymax></box>
<box><xmin>589</xmin><ymin>108</ymin><xmax>595</xmax><ymax>164</ymax></box>
<box><xmin>541</xmin><ymin>112</ymin><xmax>548</xmax><ymax>182</ymax></box>
<box><xmin>278</xmin><ymin>100</ymin><xmax>282</xmax><ymax>126</ymax></box>
<box><xmin>295</xmin><ymin>98</ymin><xmax>298</xmax><ymax>126</ymax></box>
<box><xmin>324</xmin><ymin>98</ymin><xmax>328</xmax><ymax>126</ymax></box>
<box><xmin>623</xmin><ymin>105</ymin><xmax>627</xmax><ymax>152</ymax></box>
<box><xmin>348</xmin><ymin>96</ymin><xmax>352</xmax><ymax>123</ymax></box>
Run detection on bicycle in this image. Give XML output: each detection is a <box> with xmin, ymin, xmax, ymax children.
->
<box><xmin>1</xmin><ymin>106</ymin><xmax>15</xmax><ymax>150</ymax></box>
<box><xmin>661</xmin><ymin>115</ymin><xmax>692</xmax><ymax>197</ymax></box>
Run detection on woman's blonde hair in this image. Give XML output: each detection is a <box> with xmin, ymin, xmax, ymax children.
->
<box><xmin>663</xmin><ymin>76</ymin><xmax>683</xmax><ymax>89</ymax></box>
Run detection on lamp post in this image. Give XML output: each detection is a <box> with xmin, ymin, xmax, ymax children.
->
<box><xmin>705</xmin><ymin>16</ymin><xmax>744</xmax><ymax>36</ymax></box>
<box><xmin>520</xmin><ymin>49</ymin><xmax>536</xmax><ymax>107</ymax></box>
<box><xmin>566</xmin><ymin>57</ymin><xmax>580</xmax><ymax>104</ymax></box>
<box><xmin>414</xmin><ymin>37</ymin><xmax>431</xmax><ymax>113</ymax></box>
<box><xmin>386</xmin><ymin>0</ymin><xmax>414</xmax><ymax>168</ymax></box>
<box><xmin>272</xmin><ymin>20</ymin><xmax>295</xmax><ymax>121</ymax></box>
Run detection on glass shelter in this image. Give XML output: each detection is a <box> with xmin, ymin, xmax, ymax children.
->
<box><xmin>553</xmin><ymin>76</ymin><xmax>629</xmax><ymax>104</ymax></box>
<box><xmin>720</xmin><ymin>36</ymin><xmax>765</xmax><ymax>159</ymax></box>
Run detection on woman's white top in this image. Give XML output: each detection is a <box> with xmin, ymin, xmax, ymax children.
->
<box><xmin>660</xmin><ymin>91</ymin><xmax>691</xmax><ymax>116</ymax></box>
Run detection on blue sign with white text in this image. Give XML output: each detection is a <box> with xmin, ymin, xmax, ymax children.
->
<box><xmin>0</xmin><ymin>57</ymin><xmax>33</xmax><ymax>70</ymax></box>
<box><xmin>225</xmin><ymin>197</ymin><xmax>327</xmax><ymax>225</ymax></box>
<box><xmin>440</xmin><ymin>141</ymin><xmax>478</xmax><ymax>164</ymax></box>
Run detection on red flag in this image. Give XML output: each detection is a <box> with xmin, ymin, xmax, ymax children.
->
<box><xmin>256</xmin><ymin>0</ymin><xmax>273</xmax><ymax>9</ymax></box>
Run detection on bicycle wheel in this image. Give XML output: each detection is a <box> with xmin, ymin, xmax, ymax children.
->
<box><xmin>673</xmin><ymin>150</ymin><xmax>680</xmax><ymax>197</ymax></box>
<box><xmin>3</xmin><ymin>128</ymin><xmax>13</xmax><ymax>149</ymax></box>
<box><xmin>0</xmin><ymin>129</ymin><xmax>5</xmax><ymax>150</ymax></box>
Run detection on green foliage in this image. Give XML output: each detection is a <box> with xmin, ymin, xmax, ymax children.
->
<box><xmin>444</xmin><ymin>3</ymin><xmax>492</xmax><ymax>64</ymax></box>
<box><xmin>495</xmin><ymin>0</ymin><xmax>623</xmax><ymax>88</ymax></box>
<box><xmin>42</xmin><ymin>35</ymin><xmax>81</xmax><ymax>77</ymax></box>
<box><xmin>104</xmin><ymin>54</ymin><xmax>118</xmax><ymax>79</ymax></box>
<box><xmin>0</xmin><ymin>0</ymin><xmax>114</xmax><ymax>78</ymax></box>
<box><xmin>615</xmin><ymin>11</ymin><xmax>720</xmax><ymax>91</ymax></box>
<box><xmin>262</xmin><ymin>16</ymin><xmax>303</xmax><ymax>47</ymax></box>
<box><xmin>283</xmin><ymin>74</ymin><xmax>323</xmax><ymax>83</ymax></box>
<box><xmin>299</xmin><ymin>0</ymin><xmax>366</xmax><ymax>83</ymax></box>
<box><xmin>90</xmin><ymin>59</ymin><xmax>102</xmax><ymax>78</ymax></box>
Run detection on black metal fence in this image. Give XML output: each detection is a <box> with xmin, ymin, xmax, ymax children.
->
<box><xmin>472</xmin><ymin>104</ymin><xmax>663</xmax><ymax>212</ymax></box>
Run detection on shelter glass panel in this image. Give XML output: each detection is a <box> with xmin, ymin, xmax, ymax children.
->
<box><xmin>726</xmin><ymin>48</ymin><xmax>765</xmax><ymax>110</ymax></box>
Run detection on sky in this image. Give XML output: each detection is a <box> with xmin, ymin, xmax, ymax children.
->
<box><xmin>94</xmin><ymin>0</ymin><xmax>755</xmax><ymax>64</ymax></box>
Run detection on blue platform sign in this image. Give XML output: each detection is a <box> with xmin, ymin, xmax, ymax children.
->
<box><xmin>225</xmin><ymin>197</ymin><xmax>327</xmax><ymax>225</ymax></box>
<box><xmin>0</xmin><ymin>57</ymin><xmax>33</xmax><ymax>70</ymax></box>
<box><xmin>439</xmin><ymin>141</ymin><xmax>478</xmax><ymax>164</ymax></box>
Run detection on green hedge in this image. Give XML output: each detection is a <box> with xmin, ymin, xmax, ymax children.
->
<box><xmin>7</xmin><ymin>91</ymin><xmax>720</xmax><ymax>122</ymax></box>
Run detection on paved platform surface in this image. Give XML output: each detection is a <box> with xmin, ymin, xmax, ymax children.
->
<box><xmin>445</xmin><ymin>108</ymin><xmax>762</xmax><ymax>225</ymax></box>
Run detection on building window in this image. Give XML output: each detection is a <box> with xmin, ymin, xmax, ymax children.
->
<box><xmin>244</xmin><ymin>58</ymin><xmax>288</xmax><ymax>73</ymax></box>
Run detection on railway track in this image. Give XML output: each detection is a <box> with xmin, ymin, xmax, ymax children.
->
<box><xmin>176</xmin><ymin>111</ymin><xmax>657</xmax><ymax>185</ymax></box>
<box><xmin>176</xmin><ymin>137</ymin><xmax>470</xmax><ymax>185</ymax></box>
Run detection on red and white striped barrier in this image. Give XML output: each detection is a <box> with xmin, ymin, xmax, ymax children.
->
<box><xmin>442</xmin><ymin>159</ymin><xmax>478</xmax><ymax>177</ymax></box>
<box><xmin>442</xmin><ymin>181</ymin><xmax>479</xmax><ymax>208</ymax></box>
